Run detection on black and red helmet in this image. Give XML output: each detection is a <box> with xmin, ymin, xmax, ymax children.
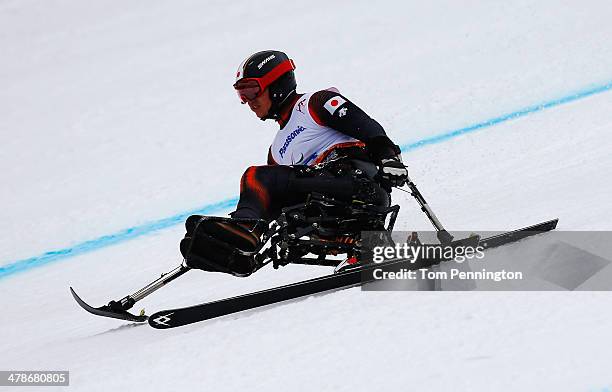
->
<box><xmin>233</xmin><ymin>50</ymin><xmax>297</xmax><ymax>119</ymax></box>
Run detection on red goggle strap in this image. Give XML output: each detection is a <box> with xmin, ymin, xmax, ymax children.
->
<box><xmin>257</xmin><ymin>59</ymin><xmax>295</xmax><ymax>91</ymax></box>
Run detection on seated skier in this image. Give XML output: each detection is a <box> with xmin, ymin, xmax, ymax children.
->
<box><xmin>181</xmin><ymin>50</ymin><xmax>408</xmax><ymax>275</ymax></box>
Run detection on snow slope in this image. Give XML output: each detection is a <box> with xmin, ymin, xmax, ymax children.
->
<box><xmin>1</xmin><ymin>0</ymin><xmax>611</xmax><ymax>391</ymax></box>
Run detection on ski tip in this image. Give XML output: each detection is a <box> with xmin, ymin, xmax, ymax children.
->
<box><xmin>529</xmin><ymin>218</ymin><xmax>559</xmax><ymax>232</ymax></box>
<box><xmin>69</xmin><ymin>286</ymin><xmax>92</xmax><ymax>310</ymax></box>
<box><xmin>70</xmin><ymin>286</ymin><xmax>148</xmax><ymax>323</ymax></box>
<box><xmin>69</xmin><ymin>286</ymin><xmax>79</xmax><ymax>300</ymax></box>
<box><xmin>69</xmin><ymin>287</ymin><xmax>87</xmax><ymax>305</ymax></box>
<box><xmin>550</xmin><ymin>218</ymin><xmax>559</xmax><ymax>229</ymax></box>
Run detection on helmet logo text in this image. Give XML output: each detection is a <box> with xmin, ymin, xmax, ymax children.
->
<box><xmin>258</xmin><ymin>54</ymin><xmax>276</xmax><ymax>69</ymax></box>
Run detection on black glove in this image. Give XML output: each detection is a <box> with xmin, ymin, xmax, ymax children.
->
<box><xmin>379</xmin><ymin>155</ymin><xmax>408</xmax><ymax>187</ymax></box>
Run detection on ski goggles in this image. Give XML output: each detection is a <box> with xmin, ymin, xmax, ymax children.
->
<box><xmin>233</xmin><ymin>59</ymin><xmax>295</xmax><ymax>103</ymax></box>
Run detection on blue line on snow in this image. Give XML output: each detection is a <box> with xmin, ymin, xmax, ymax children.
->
<box><xmin>1</xmin><ymin>80</ymin><xmax>611</xmax><ymax>280</ymax></box>
<box><xmin>0</xmin><ymin>198</ymin><xmax>238</xmax><ymax>279</ymax></box>
<box><xmin>400</xmin><ymin>81</ymin><xmax>612</xmax><ymax>151</ymax></box>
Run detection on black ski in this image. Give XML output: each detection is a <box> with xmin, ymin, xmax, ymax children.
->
<box><xmin>478</xmin><ymin>219</ymin><xmax>558</xmax><ymax>248</ymax></box>
<box><xmin>70</xmin><ymin>287</ymin><xmax>148</xmax><ymax>322</ymax></box>
<box><xmin>148</xmin><ymin>219</ymin><xmax>558</xmax><ymax>329</ymax></box>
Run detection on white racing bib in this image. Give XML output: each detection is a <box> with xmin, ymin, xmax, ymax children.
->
<box><xmin>270</xmin><ymin>92</ymin><xmax>362</xmax><ymax>166</ymax></box>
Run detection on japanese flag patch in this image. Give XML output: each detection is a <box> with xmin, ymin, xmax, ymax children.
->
<box><xmin>323</xmin><ymin>96</ymin><xmax>346</xmax><ymax>115</ymax></box>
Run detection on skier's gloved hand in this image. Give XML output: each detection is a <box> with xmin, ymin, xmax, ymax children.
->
<box><xmin>380</xmin><ymin>155</ymin><xmax>408</xmax><ymax>187</ymax></box>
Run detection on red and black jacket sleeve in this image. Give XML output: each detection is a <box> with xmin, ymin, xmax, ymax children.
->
<box><xmin>308</xmin><ymin>90</ymin><xmax>401</xmax><ymax>162</ymax></box>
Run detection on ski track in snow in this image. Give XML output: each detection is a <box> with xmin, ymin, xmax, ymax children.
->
<box><xmin>1</xmin><ymin>1</ymin><xmax>611</xmax><ymax>391</ymax></box>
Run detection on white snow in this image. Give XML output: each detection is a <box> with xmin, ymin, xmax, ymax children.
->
<box><xmin>1</xmin><ymin>0</ymin><xmax>611</xmax><ymax>391</ymax></box>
